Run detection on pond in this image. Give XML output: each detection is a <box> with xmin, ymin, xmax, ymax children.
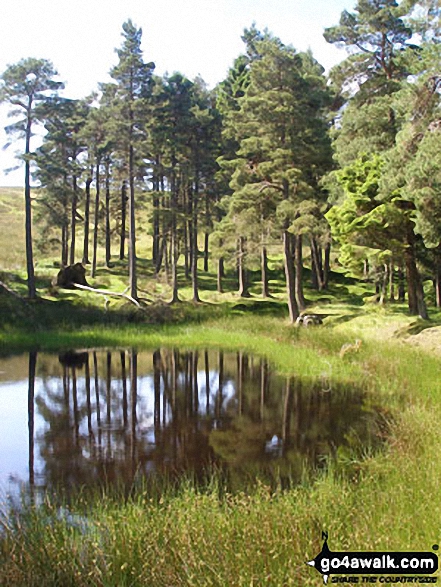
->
<box><xmin>0</xmin><ymin>349</ymin><xmax>387</xmax><ymax>497</ymax></box>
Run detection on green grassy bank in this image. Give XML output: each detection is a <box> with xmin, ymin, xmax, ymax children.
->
<box><xmin>1</xmin><ymin>303</ymin><xmax>441</xmax><ymax>585</ymax></box>
<box><xmin>1</xmin><ymin>181</ymin><xmax>441</xmax><ymax>584</ymax></box>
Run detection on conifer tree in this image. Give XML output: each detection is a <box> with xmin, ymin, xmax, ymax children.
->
<box><xmin>109</xmin><ymin>20</ymin><xmax>155</xmax><ymax>300</ymax></box>
<box><xmin>324</xmin><ymin>0</ymin><xmax>430</xmax><ymax>318</ymax></box>
<box><xmin>81</xmin><ymin>97</ymin><xmax>113</xmax><ymax>278</ymax></box>
<box><xmin>221</xmin><ymin>33</ymin><xmax>332</xmax><ymax>320</ymax></box>
<box><xmin>35</xmin><ymin>97</ymin><xmax>89</xmax><ymax>265</ymax></box>
<box><xmin>382</xmin><ymin>43</ymin><xmax>441</xmax><ymax>309</ymax></box>
<box><xmin>0</xmin><ymin>58</ymin><xmax>63</xmax><ymax>297</ymax></box>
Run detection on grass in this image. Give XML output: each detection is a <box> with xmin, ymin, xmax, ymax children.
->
<box><xmin>0</xmin><ymin>187</ymin><xmax>25</xmax><ymax>270</ymax></box>
<box><xmin>1</xmin><ymin>400</ymin><xmax>440</xmax><ymax>586</ymax></box>
<box><xmin>1</xmin><ymin>310</ymin><xmax>441</xmax><ymax>585</ymax></box>
<box><xmin>2</xmin><ymin>187</ymin><xmax>441</xmax><ymax>584</ymax></box>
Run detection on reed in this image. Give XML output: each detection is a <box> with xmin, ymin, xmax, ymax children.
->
<box><xmin>1</xmin><ymin>310</ymin><xmax>441</xmax><ymax>585</ymax></box>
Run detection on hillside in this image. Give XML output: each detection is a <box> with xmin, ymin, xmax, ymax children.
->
<box><xmin>0</xmin><ymin>187</ymin><xmax>25</xmax><ymax>270</ymax></box>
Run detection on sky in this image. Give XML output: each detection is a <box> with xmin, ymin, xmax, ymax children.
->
<box><xmin>0</xmin><ymin>0</ymin><xmax>354</xmax><ymax>187</ymax></box>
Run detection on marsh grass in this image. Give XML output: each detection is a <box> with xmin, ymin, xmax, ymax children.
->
<box><xmin>2</xmin><ymin>185</ymin><xmax>441</xmax><ymax>584</ymax></box>
<box><xmin>2</xmin><ymin>411</ymin><xmax>441</xmax><ymax>587</ymax></box>
<box><xmin>1</xmin><ymin>310</ymin><xmax>441</xmax><ymax>585</ymax></box>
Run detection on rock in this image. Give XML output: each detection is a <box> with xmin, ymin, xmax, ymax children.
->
<box><xmin>295</xmin><ymin>314</ymin><xmax>323</xmax><ymax>327</ymax></box>
<box><xmin>55</xmin><ymin>263</ymin><xmax>89</xmax><ymax>288</ymax></box>
<box><xmin>58</xmin><ymin>351</ymin><xmax>88</xmax><ymax>368</ymax></box>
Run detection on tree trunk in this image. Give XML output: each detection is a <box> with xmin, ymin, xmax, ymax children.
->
<box><xmin>294</xmin><ymin>235</ymin><xmax>306</xmax><ymax>310</ymax></box>
<box><xmin>170</xmin><ymin>165</ymin><xmax>180</xmax><ymax>304</ymax></box>
<box><xmin>120</xmin><ymin>180</ymin><xmax>127</xmax><ymax>261</ymax></box>
<box><xmin>398</xmin><ymin>263</ymin><xmax>406</xmax><ymax>302</ymax></box>
<box><xmin>238</xmin><ymin>237</ymin><xmax>250</xmax><ymax>297</ymax></box>
<box><xmin>379</xmin><ymin>263</ymin><xmax>388</xmax><ymax>305</ymax></box>
<box><xmin>204</xmin><ymin>233</ymin><xmax>209</xmax><ymax>272</ymax></box>
<box><xmin>155</xmin><ymin>187</ymin><xmax>167</xmax><ymax>275</ymax></box>
<box><xmin>204</xmin><ymin>191</ymin><xmax>211</xmax><ymax>272</ymax></box>
<box><xmin>105</xmin><ymin>158</ymin><xmax>111</xmax><ymax>267</ymax></box>
<box><xmin>389</xmin><ymin>259</ymin><xmax>395</xmax><ymax>302</ymax></box>
<box><xmin>69</xmin><ymin>173</ymin><xmax>78</xmax><ymax>266</ymax></box>
<box><xmin>435</xmin><ymin>247</ymin><xmax>441</xmax><ymax>308</ymax></box>
<box><xmin>310</xmin><ymin>237</ymin><xmax>325</xmax><ymax>291</ymax></box>
<box><xmin>61</xmin><ymin>222</ymin><xmax>69</xmax><ymax>267</ymax></box>
<box><xmin>191</xmin><ymin>180</ymin><xmax>200</xmax><ymax>303</ymax></box>
<box><xmin>311</xmin><ymin>247</ymin><xmax>318</xmax><ymax>290</ymax></box>
<box><xmin>323</xmin><ymin>242</ymin><xmax>331</xmax><ymax>289</ymax></box>
<box><xmin>155</xmin><ymin>235</ymin><xmax>165</xmax><ymax>276</ymax></box>
<box><xmin>261</xmin><ymin>246</ymin><xmax>270</xmax><ymax>298</ymax></box>
<box><xmin>363</xmin><ymin>258</ymin><xmax>370</xmax><ymax>281</ymax></box>
<box><xmin>217</xmin><ymin>255</ymin><xmax>224</xmax><ymax>293</ymax></box>
<box><xmin>152</xmin><ymin>160</ymin><xmax>161</xmax><ymax>267</ymax></box>
<box><xmin>24</xmin><ymin>106</ymin><xmax>36</xmax><ymax>299</ymax></box>
<box><xmin>164</xmin><ymin>233</ymin><xmax>171</xmax><ymax>281</ymax></box>
<box><xmin>128</xmin><ymin>144</ymin><xmax>137</xmax><ymax>300</ymax></box>
<box><xmin>153</xmin><ymin>190</ymin><xmax>160</xmax><ymax>268</ymax></box>
<box><xmin>404</xmin><ymin>224</ymin><xmax>428</xmax><ymax>319</ymax></box>
<box><xmin>283</xmin><ymin>230</ymin><xmax>299</xmax><ymax>323</ymax></box>
<box><xmin>82</xmin><ymin>174</ymin><xmax>93</xmax><ymax>264</ymax></box>
<box><xmin>91</xmin><ymin>161</ymin><xmax>100</xmax><ymax>279</ymax></box>
<box><xmin>184</xmin><ymin>189</ymin><xmax>190</xmax><ymax>280</ymax></box>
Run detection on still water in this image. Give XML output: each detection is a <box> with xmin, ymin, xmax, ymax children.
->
<box><xmin>0</xmin><ymin>349</ymin><xmax>386</xmax><ymax>495</ymax></box>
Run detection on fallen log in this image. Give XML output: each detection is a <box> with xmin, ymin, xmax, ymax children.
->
<box><xmin>0</xmin><ymin>280</ymin><xmax>27</xmax><ymax>302</ymax></box>
<box><xmin>71</xmin><ymin>282</ymin><xmax>142</xmax><ymax>309</ymax></box>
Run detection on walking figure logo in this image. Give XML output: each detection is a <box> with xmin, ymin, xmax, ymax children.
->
<box><xmin>307</xmin><ymin>531</ymin><xmax>331</xmax><ymax>584</ymax></box>
<box><xmin>306</xmin><ymin>532</ymin><xmax>438</xmax><ymax>584</ymax></box>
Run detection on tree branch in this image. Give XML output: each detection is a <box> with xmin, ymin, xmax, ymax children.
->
<box><xmin>258</xmin><ymin>180</ymin><xmax>285</xmax><ymax>193</ymax></box>
<box><xmin>71</xmin><ymin>282</ymin><xmax>142</xmax><ymax>308</ymax></box>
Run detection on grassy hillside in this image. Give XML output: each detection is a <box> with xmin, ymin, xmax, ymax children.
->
<box><xmin>0</xmin><ymin>187</ymin><xmax>25</xmax><ymax>270</ymax></box>
<box><xmin>1</xmin><ymin>183</ymin><xmax>440</xmax><ymax>352</ymax></box>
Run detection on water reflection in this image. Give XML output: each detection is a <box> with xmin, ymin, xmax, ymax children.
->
<box><xmin>0</xmin><ymin>349</ymin><xmax>387</xmax><ymax>494</ymax></box>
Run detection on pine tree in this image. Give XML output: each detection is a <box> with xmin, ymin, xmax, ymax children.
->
<box><xmin>382</xmin><ymin>42</ymin><xmax>441</xmax><ymax>309</ymax></box>
<box><xmin>81</xmin><ymin>96</ymin><xmax>113</xmax><ymax>278</ymax></box>
<box><xmin>35</xmin><ymin>97</ymin><xmax>89</xmax><ymax>265</ymax></box>
<box><xmin>0</xmin><ymin>58</ymin><xmax>63</xmax><ymax>297</ymax></box>
<box><xmin>325</xmin><ymin>0</ymin><xmax>418</xmax><ymax>166</ymax></box>
<box><xmin>221</xmin><ymin>34</ymin><xmax>332</xmax><ymax>320</ymax></box>
<box><xmin>109</xmin><ymin>20</ymin><xmax>155</xmax><ymax>300</ymax></box>
<box><xmin>324</xmin><ymin>0</ymin><xmax>430</xmax><ymax>318</ymax></box>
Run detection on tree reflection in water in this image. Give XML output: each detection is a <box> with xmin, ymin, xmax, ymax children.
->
<box><xmin>17</xmin><ymin>349</ymin><xmax>389</xmax><ymax>494</ymax></box>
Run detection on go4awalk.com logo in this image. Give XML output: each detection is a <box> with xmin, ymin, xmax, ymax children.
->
<box><xmin>307</xmin><ymin>533</ymin><xmax>439</xmax><ymax>584</ymax></box>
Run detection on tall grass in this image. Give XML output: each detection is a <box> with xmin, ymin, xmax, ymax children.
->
<box><xmin>2</xmin><ymin>409</ymin><xmax>441</xmax><ymax>587</ymax></box>
<box><xmin>1</xmin><ymin>312</ymin><xmax>441</xmax><ymax>585</ymax></box>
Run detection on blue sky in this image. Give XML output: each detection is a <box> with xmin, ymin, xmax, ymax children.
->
<box><xmin>0</xmin><ymin>0</ymin><xmax>354</xmax><ymax>186</ymax></box>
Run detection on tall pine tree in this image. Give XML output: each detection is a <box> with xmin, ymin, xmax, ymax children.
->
<box><xmin>0</xmin><ymin>58</ymin><xmax>63</xmax><ymax>297</ymax></box>
<box><xmin>109</xmin><ymin>20</ymin><xmax>155</xmax><ymax>300</ymax></box>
